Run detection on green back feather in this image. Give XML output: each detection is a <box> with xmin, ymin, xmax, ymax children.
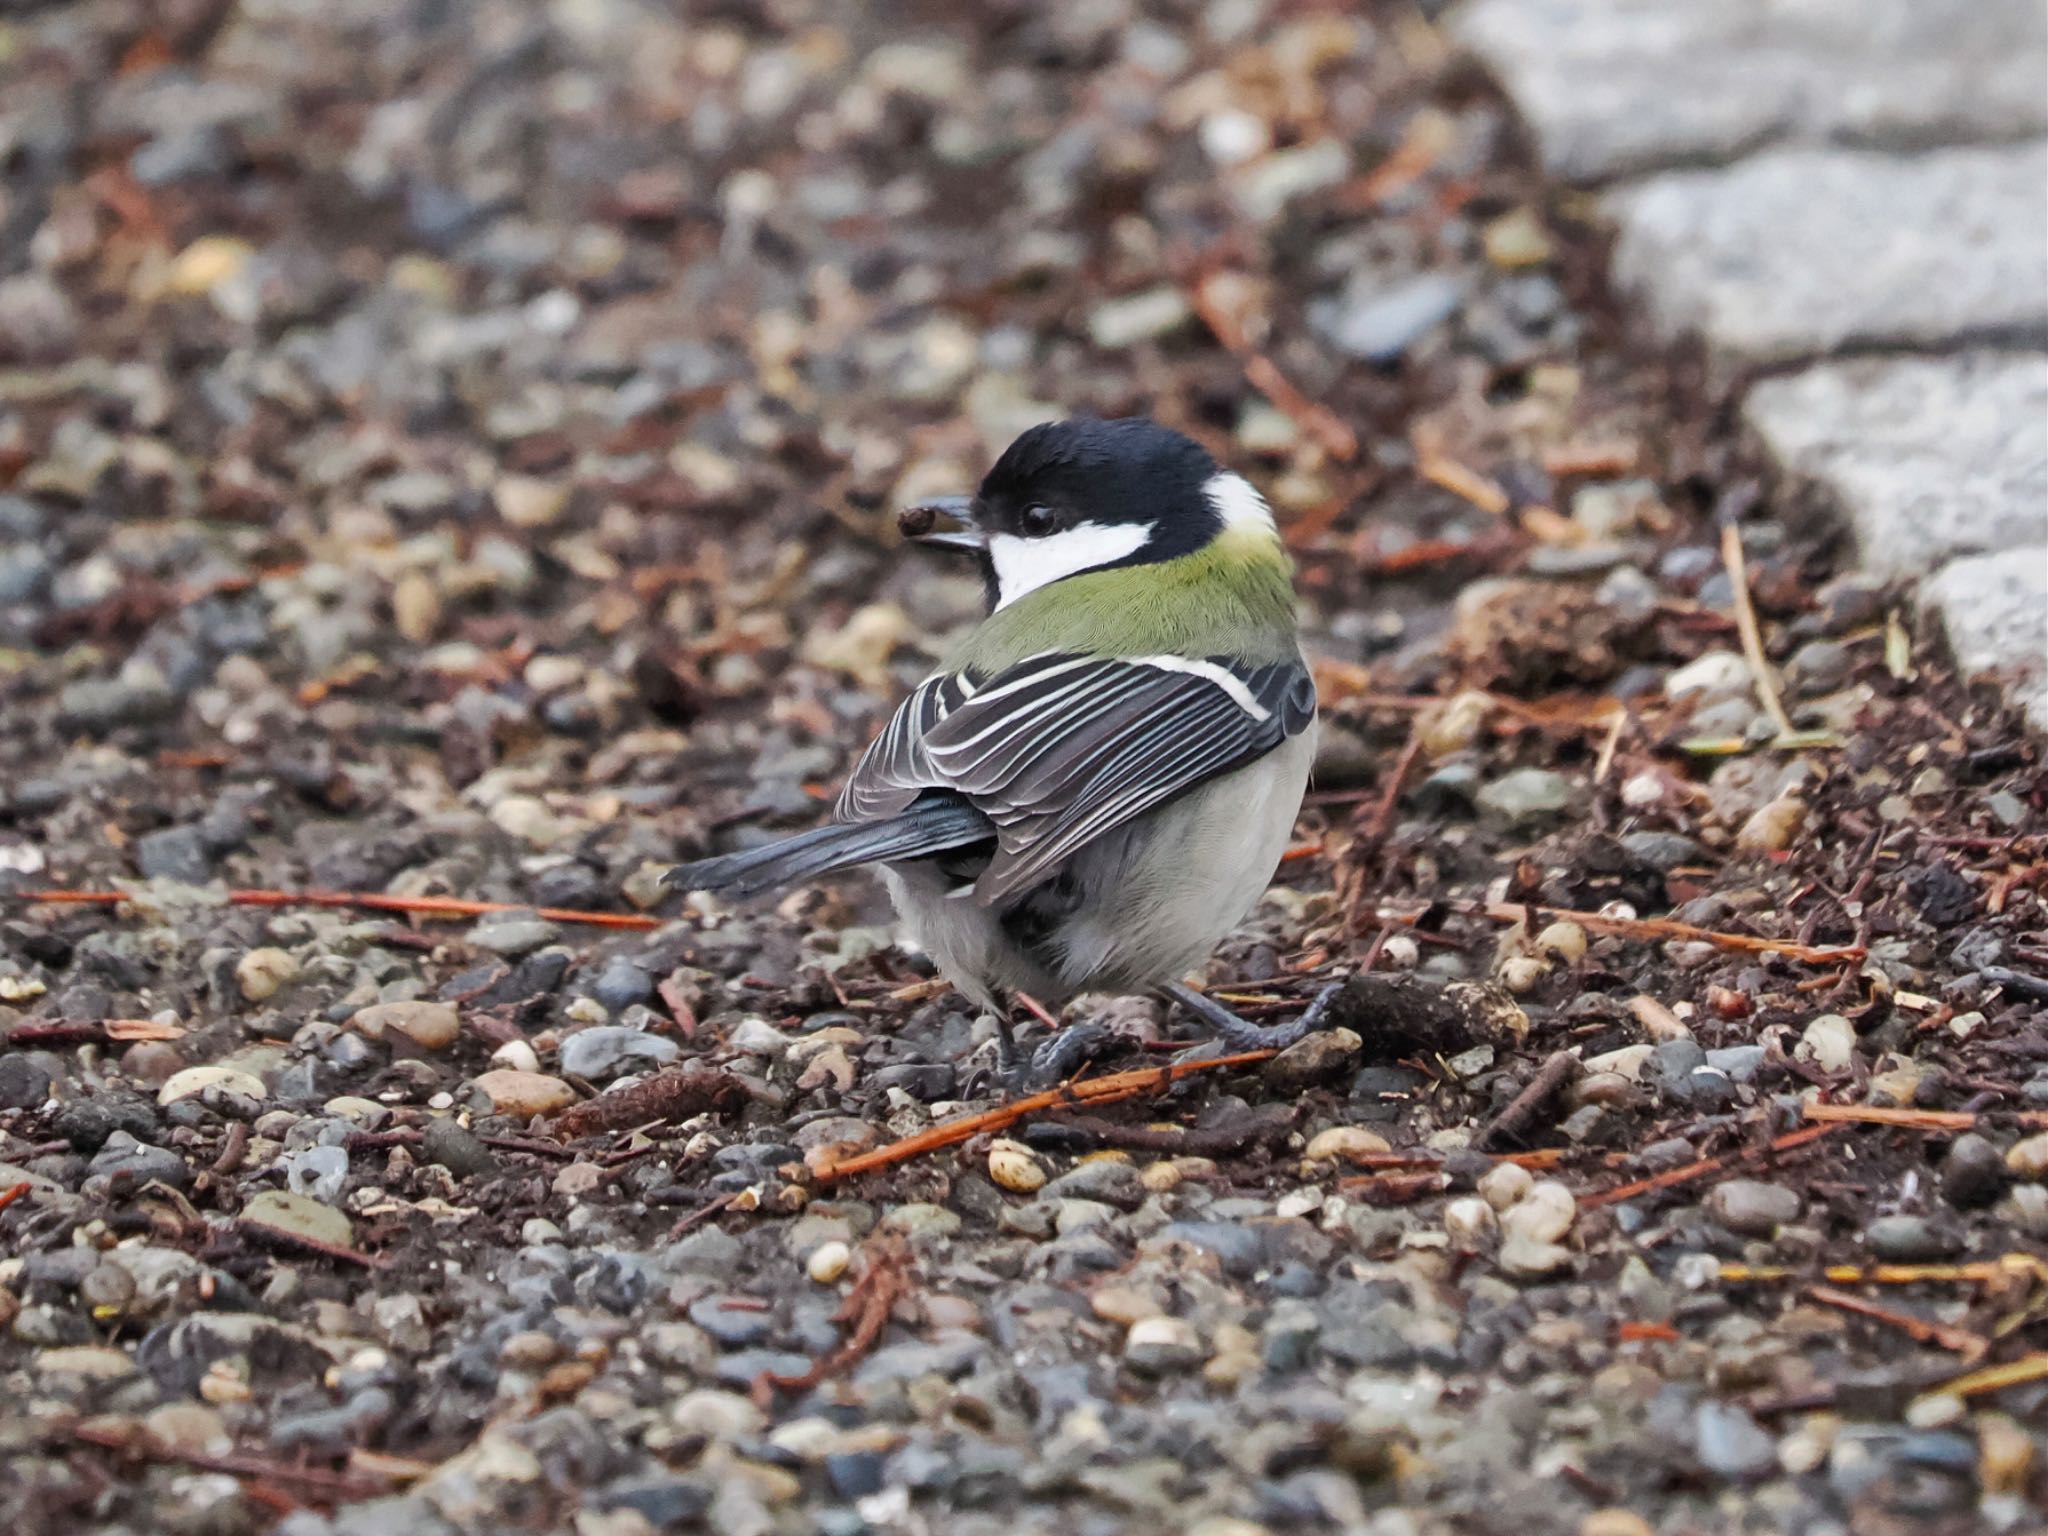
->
<box><xmin>948</xmin><ymin>525</ymin><xmax>1300</xmax><ymax>673</ymax></box>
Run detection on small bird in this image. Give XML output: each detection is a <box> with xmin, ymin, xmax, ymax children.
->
<box><xmin>665</xmin><ymin>417</ymin><xmax>1329</xmax><ymax>1077</ymax></box>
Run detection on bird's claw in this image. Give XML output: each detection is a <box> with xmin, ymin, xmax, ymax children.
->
<box><xmin>1163</xmin><ymin>978</ymin><xmax>1346</xmax><ymax>1052</ymax></box>
<box><xmin>1000</xmin><ymin>1022</ymin><xmax>1115</xmax><ymax>1093</ymax></box>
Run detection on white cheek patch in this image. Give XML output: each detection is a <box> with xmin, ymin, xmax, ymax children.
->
<box><xmin>989</xmin><ymin>521</ymin><xmax>1152</xmax><ymax>610</ymax></box>
<box><xmin>1204</xmin><ymin>470</ymin><xmax>1276</xmax><ymax>534</ymax></box>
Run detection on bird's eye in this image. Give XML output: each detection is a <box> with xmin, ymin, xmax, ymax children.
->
<box><xmin>1019</xmin><ymin>504</ymin><xmax>1057</xmax><ymax>537</ymax></box>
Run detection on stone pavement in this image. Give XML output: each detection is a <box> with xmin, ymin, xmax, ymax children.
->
<box><xmin>1454</xmin><ymin>0</ymin><xmax>2048</xmax><ymax>731</ymax></box>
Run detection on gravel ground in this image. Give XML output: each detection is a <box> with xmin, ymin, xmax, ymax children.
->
<box><xmin>2</xmin><ymin>3</ymin><xmax>2045</xmax><ymax>1534</ymax></box>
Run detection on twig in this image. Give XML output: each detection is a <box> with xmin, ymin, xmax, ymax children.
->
<box><xmin>666</xmin><ymin>1188</ymin><xmax>743</xmax><ymax>1241</ymax></box>
<box><xmin>1579</xmin><ymin>1123</ymin><xmax>1839</xmax><ymax>1209</ymax></box>
<box><xmin>1805</xmin><ymin>1285</ymin><xmax>1989</xmax><ymax>1360</ymax></box>
<box><xmin>1723</xmin><ymin>1255</ymin><xmax>2048</xmax><ymax>1288</ymax></box>
<box><xmin>212</xmin><ymin>1122</ymin><xmax>249</xmax><ymax>1176</ymax></box>
<box><xmin>1184</xmin><ymin>274</ymin><xmax>1358</xmax><ymax>463</ymax></box>
<box><xmin>1720</xmin><ymin>524</ymin><xmax>1796</xmax><ymax>740</ymax></box>
<box><xmin>68</xmin><ymin>1421</ymin><xmax>392</xmax><ymax>1501</ymax></box>
<box><xmin>0</xmin><ymin>1180</ymin><xmax>32</xmax><ymax>1211</ymax></box>
<box><xmin>8</xmin><ymin>887</ymin><xmax>663</xmax><ymax>931</ymax></box>
<box><xmin>1470</xmin><ymin>901</ymin><xmax>1864</xmax><ymax>965</ymax></box>
<box><xmin>1922</xmin><ymin>1352</ymin><xmax>2048</xmax><ymax>1399</ymax></box>
<box><xmin>1359</xmin><ymin>724</ymin><xmax>1425</xmax><ymax>847</ymax></box>
<box><xmin>235</xmin><ymin>1219</ymin><xmax>385</xmax><ymax>1270</ymax></box>
<box><xmin>755</xmin><ymin>1239</ymin><xmax>910</xmax><ymax>1400</ymax></box>
<box><xmin>1802</xmin><ymin>1102</ymin><xmax>2048</xmax><ymax>1133</ymax></box>
<box><xmin>1478</xmin><ymin>1050</ymin><xmax>1578</xmax><ymax>1149</ymax></box>
<box><xmin>812</xmin><ymin>1051</ymin><xmax>1278</xmax><ymax>1182</ymax></box>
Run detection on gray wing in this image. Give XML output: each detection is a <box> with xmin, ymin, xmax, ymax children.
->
<box><xmin>838</xmin><ymin>651</ymin><xmax>1315</xmax><ymax>903</ymax></box>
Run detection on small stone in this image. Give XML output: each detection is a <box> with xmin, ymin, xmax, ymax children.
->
<box><xmin>421</xmin><ymin>1119</ymin><xmax>498</xmax><ymax>1179</ymax></box>
<box><xmin>1264</xmin><ymin>1028</ymin><xmax>1362</xmax><ymax>1092</ymax></box>
<box><xmin>986</xmin><ymin>1139</ymin><xmax>1047</xmax><ymax>1194</ymax></box>
<box><xmin>806</xmin><ymin>1241</ymin><xmax>851</xmax><ymax>1285</ymax></box>
<box><xmin>1476</xmin><ymin>768</ymin><xmax>1573</xmax><ymax>826</ymax></box>
<box><xmin>284</xmin><ymin>1145</ymin><xmax>348</xmax><ymax>1203</ymax></box>
<box><xmin>1534</xmin><ymin>921</ymin><xmax>1588</xmax><ymax>964</ymax></box>
<box><xmin>1579</xmin><ymin>1514</ymin><xmax>1653</xmax><ymax>1536</ymax></box>
<box><xmin>558</xmin><ymin>1026</ymin><xmax>681</xmax><ymax>1081</ymax></box>
<box><xmin>1315</xmin><ymin>271</ymin><xmax>1466</xmax><ymax>362</ymax></box>
<box><xmin>350</xmin><ymin>1001</ymin><xmax>461</xmax><ymax>1052</ymax></box>
<box><xmin>1501</xmin><ymin>1180</ymin><xmax>1576</xmax><ymax>1244</ymax></box>
<box><xmin>157</xmin><ymin>1065</ymin><xmax>266</xmax><ymax>1107</ymax></box>
<box><xmin>1498</xmin><ymin>955</ymin><xmax>1549</xmax><ymax>994</ymax></box>
<box><xmin>467</xmin><ymin>917</ymin><xmax>561</xmax><ymax>957</ymax></box>
<box><xmin>235</xmin><ymin>948</ymin><xmax>298</xmax><ymax>1002</ymax></box>
<box><xmin>1695</xmin><ymin>1401</ymin><xmax>1776</xmax><ymax>1482</ymax></box>
<box><xmin>1978</xmin><ymin>1412</ymin><xmax>2034</xmax><ymax>1495</ymax></box>
<box><xmin>1123</xmin><ymin>1316</ymin><xmax>1202</xmax><ymax>1375</ymax></box>
<box><xmin>1303</xmin><ymin>1126</ymin><xmax>1393</xmax><ymax>1164</ymax></box>
<box><xmin>2004</xmin><ymin>1131</ymin><xmax>2048</xmax><ymax>1180</ymax></box>
<box><xmin>1942</xmin><ymin>1133</ymin><xmax>2007</xmax><ymax>1207</ymax></box>
<box><xmin>879</xmin><ymin>1203</ymin><xmax>960</xmax><ymax>1241</ymax></box>
<box><xmin>1796</xmin><ymin>1013</ymin><xmax>1857</xmax><ymax>1074</ymax></box>
<box><xmin>241</xmin><ymin>1189</ymin><xmax>354</xmax><ymax>1250</ymax></box>
<box><xmin>1667</xmin><ymin>650</ymin><xmax>1751</xmax><ymax>700</ymax></box>
<box><xmin>1737</xmin><ymin>796</ymin><xmax>1807</xmax><ymax>852</ymax></box>
<box><xmin>1905</xmin><ymin>1393</ymin><xmax>1965</xmax><ymax>1429</ymax></box>
<box><xmin>472</xmin><ymin>1070</ymin><xmax>576</xmax><ymax>1118</ymax></box>
<box><xmin>1707</xmin><ymin>1179</ymin><xmax>1802</xmax><ymax>1236</ymax></box>
<box><xmin>1865</xmin><ymin>1214</ymin><xmax>1960</xmax><ymax>1262</ymax></box>
<box><xmin>1088</xmin><ymin>287</ymin><xmax>1191</xmax><ymax>349</ymax></box>
<box><xmin>1499</xmin><ymin>1235</ymin><xmax>1573</xmax><ymax>1276</ymax></box>
<box><xmin>1444</xmin><ymin>1197</ymin><xmax>1497</xmax><ymax>1251</ymax></box>
<box><xmin>1479</xmin><ymin>1162</ymin><xmax>1534</xmax><ymax>1211</ymax></box>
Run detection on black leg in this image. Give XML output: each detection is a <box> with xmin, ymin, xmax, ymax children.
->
<box><xmin>991</xmin><ymin>1008</ymin><xmax>1021</xmax><ymax>1076</ymax></box>
<box><xmin>1159</xmin><ymin>979</ymin><xmax>1344</xmax><ymax>1052</ymax></box>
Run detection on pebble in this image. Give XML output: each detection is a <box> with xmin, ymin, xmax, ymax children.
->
<box><xmin>1667</xmin><ymin>650</ymin><xmax>1750</xmax><ymax>700</ymax></box>
<box><xmin>1302</xmin><ymin>1126</ymin><xmax>1393</xmax><ymax>1164</ymax></box>
<box><xmin>1444</xmin><ymin>1196</ymin><xmax>1497</xmax><ymax>1250</ymax></box>
<box><xmin>806</xmin><ymin>1241</ymin><xmax>851</xmax><ymax>1285</ymax></box>
<box><xmin>1501</xmin><ymin>1180</ymin><xmax>1576</xmax><ymax>1243</ymax></box>
<box><xmin>467</xmin><ymin>917</ymin><xmax>562</xmax><ymax>957</ymax></box>
<box><xmin>986</xmin><ymin>1139</ymin><xmax>1047</xmax><ymax>1193</ymax></box>
<box><xmin>1478</xmin><ymin>1162</ymin><xmax>1533</xmax><ymax>1210</ymax></box>
<box><xmin>284</xmin><ymin>1145</ymin><xmax>349</xmax><ymax>1203</ymax></box>
<box><xmin>1695</xmin><ymin>1401</ymin><xmax>1777</xmax><ymax>1481</ymax></box>
<box><xmin>1736</xmin><ymin>796</ymin><xmax>1806</xmax><ymax>852</ymax></box>
<box><xmin>1795</xmin><ymin>1013</ymin><xmax>1857</xmax><ymax>1074</ymax></box>
<box><xmin>1263</xmin><ymin>1027</ymin><xmax>1362</xmax><ymax>1091</ymax></box>
<box><xmin>1123</xmin><ymin>1316</ymin><xmax>1202</xmax><ymax>1375</ymax></box>
<box><xmin>422</xmin><ymin>1119</ymin><xmax>499</xmax><ymax>1179</ymax></box>
<box><xmin>236</xmin><ymin>947</ymin><xmax>299</xmax><ymax>1002</ymax></box>
<box><xmin>1707</xmin><ymin>1179</ymin><xmax>1801</xmax><ymax>1236</ymax></box>
<box><xmin>1476</xmin><ymin>767</ymin><xmax>1573</xmax><ymax>826</ymax></box>
<box><xmin>350</xmin><ymin>1000</ymin><xmax>461</xmax><ymax>1052</ymax></box>
<box><xmin>471</xmin><ymin>1070</ymin><xmax>576</xmax><ymax>1118</ymax></box>
<box><xmin>558</xmin><ymin>1026</ymin><xmax>681</xmax><ymax>1081</ymax></box>
<box><xmin>2004</xmin><ymin>1131</ymin><xmax>2048</xmax><ymax>1180</ymax></box>
<box><xmin>1942</xmin><ymin>1133</ymin><xmax>2007</xmax><ymax>1207</ymax></box>
<box><xmin>1087</xmin><ymin>287</ymin><xmax>1191</xmax><ymax>348</ymax></box>
<box><xmin>157</xmin><ymin>1064</ymin><xmax>266</xmax><ymax>1106</ymax></box>
<box><xmin>1316</xmin><ymin>271</ymin><xmax>1466</xmax><ymax>361</ymax></box>
<box><xmin>1865</xmin><ymin>1213</ymin><xmax>1960</xmax><ymax>1262</ymax></box>
<box><xmin>241</xmin><ymin>1189</ymin><xmax>354</xmax><ymax>1249</ymax></box>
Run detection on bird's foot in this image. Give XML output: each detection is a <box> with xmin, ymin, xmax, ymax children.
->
<box><xmin>1009</xmin><ymin>1022</ymin><xmax>1116</xmax><ymax>1090</ymax></box>
<box><xmin>1160</xmin><ymin>979</ymin><xmax>1345</xmax><ymax>1052</ymax></box>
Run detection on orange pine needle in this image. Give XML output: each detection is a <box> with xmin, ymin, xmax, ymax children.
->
<box><xmin>1807</xmin><ymin>1285</ymin><xmax>1988</xmax><ymax>1359</ymax></box>
<box><xmin>1579</xmin><ymin>1123</ymin><xmax>1838</xmax><ymax>1209</ymax></box>
<box><xmin>1475</xmin><ymin>901</ymin><xmax>1864</xmax><ymax>966</ymax></box>
<box><xmin>10</xmin><ymin>887</ymin><xmax>663</xmax><ymax>931</ymax></box>
<box><xmin>813</xmin><ymin>1051</ymin><xmax>1279</xmax><ymax>1182</ymax></box>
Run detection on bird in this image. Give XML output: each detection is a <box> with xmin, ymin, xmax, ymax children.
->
<box><xmin>663</xmin><ymin>417</ymin><xmax>1336</xmax><ymax>1079</ymax></box>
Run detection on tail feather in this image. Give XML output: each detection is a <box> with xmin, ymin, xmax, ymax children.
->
<box><xmin>662</xmin><ymin>795</ymin><xmax>992</xmax><ymax>899</ymax></box>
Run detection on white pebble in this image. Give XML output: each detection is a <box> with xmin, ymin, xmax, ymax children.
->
<box><xmin>1477</xmin><ymin>1161</ymin><xmax>1533</xmax><ymax>1212</ymax></box>
<box><xmin>1501</xmin><ymin>1179</ymin><xmax>1576</xmax><ymax>1244</ymax></box>
<box><xmin>1443</xmin><ymin>1196</ymin><xmax>1497</xmax><ymax>1251</ymax></box>
<box><xmin>806</xmin><ymin>1240</ymin><xmax>851</xmax><ymax>1285</ymax></box>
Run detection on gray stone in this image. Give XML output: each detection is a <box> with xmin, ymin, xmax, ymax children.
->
<box><xmin>135</xmin><ymin>825</ymin><xmax>215</xmax><ymax>884</ymax></box>
<box><xmin>1706</xmin><ymin>1178</ymin><xmax>1801</xmax><ymax>1236</ymax></box>
<box><xmin>1456</xmin><ymin>0</ymin><xmax>2048</xmax><ymax>182</ymax></box>
<box><xmin>421</xmin><ymin>1119</ymin><xmax>499</xmax><ymax>1179</ymax></box>
<box><xmin>1746</xmin><ymin>353</ymin><xmax>2048</xmax><ymax>580</ymax></box>
<box><xmin>467</xmin><ymin>916</ymin><xmax>562</xmax><ymax>956</ymax></box>
<box><xmin>1923</xmin><ymin>551</ymin><xmax>2048</xmax><ymax>733</ymax></box>
<box><xmin>1694</xmin><ymin>1400</ymin><xmax>1777</xmax><ymax>1482</ymax></box>
<box><xmin>558</xmin><ymin>1026</ymin><xmax>681</xmax><ymax>1082</ymax></box>
<box><xmin>1475</xmin><ymin>767</ymin><xmax>1574</xmax><ymax>826</ymax></box>
<box><xmin>1312</xmin><ymin>271</ymin><xmax>1468</xmax><ymax>362</ymax></box>
<box><xmin>1865</xmin><ymin>1213</ymin><xmax>1962</xmax><ymax>1262</ymax></box>
<box><xmin>1609</xmin><ymin>143</ymin><xmax>2048</xmax><ymax>371</ymax></box>
<box><xmin>686</xmin><ymin>1294</ymin><xmax>772</xmax><ymax>1347</ymax></box>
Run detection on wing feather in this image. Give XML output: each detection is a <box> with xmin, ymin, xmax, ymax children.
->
<box><xmin>837</xmin><ymin>650</ymin><xmax>1314</xmax><ymax>903</ymax></box>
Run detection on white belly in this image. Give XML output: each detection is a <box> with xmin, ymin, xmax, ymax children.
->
<box><xmin>882</xmin><ymin>727</ymin><xmax>1314</xmax><ymax>1009</ymax></box>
